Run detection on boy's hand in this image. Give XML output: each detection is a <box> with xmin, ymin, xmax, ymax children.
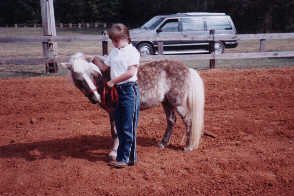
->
<box><xmin>85</xmin><ymin>55</ymin><xmax>94</xmax><ymax>62</ymax></box>
<box><xmin>106</xmin><ymin>80</ymin><xmax>115</xmax><ymax>88</ymax></box>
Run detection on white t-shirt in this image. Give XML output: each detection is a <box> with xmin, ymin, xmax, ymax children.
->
<box><xmin>104</xmin><ymin>43</ymin><xmax>140</xmax><ymax>84</ymax></box>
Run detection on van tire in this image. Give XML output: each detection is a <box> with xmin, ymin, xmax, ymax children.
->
<box><xmin>214</xmin><ymin>41</ymin><xmax>225</xmax><ymax>54</ymax></box>
<box><xmin>137</xmin><ymin>43</ymin><xmax>154</xmax><ymax>56</ymax></box>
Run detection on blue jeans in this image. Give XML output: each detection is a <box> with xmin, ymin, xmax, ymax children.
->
<box><xmin>114</xmin><ymin>82</ymin><xmax>140</xmax><ymax>164</ymax></box>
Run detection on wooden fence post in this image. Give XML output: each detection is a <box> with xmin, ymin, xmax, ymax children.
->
<box><xmin>102</xmin><ymin>31</ymin><xmax>108</xmax><ymax>56</ymax></box>
<box><xmin>259</xmin><ymin>39</ymin><xmax>266</xmax><ymax>52</ymax></box>
<box><xmin>209</xmin><ymin>29</ymin><xmax>216</xmax><ymax>69</ymax></box>
<box><xmin>40</xmin><ymin>0</ymin><xmax>58</xmax><ymax>73</ymax></box>
<box><xmin>158</xmin><ymin>41</ymin><xmax>164</xmax><ymax>55</ymax></box>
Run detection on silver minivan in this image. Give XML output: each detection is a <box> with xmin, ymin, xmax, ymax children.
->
<box><xmin>130</xmin><ymin>12</ymin><xmax>238</xmax><ymax>55</ymax></box>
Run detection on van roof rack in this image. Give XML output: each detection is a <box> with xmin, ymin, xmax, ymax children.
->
<box><xmin>174</xmin><ymin>12</ymin><xmax>226</xmax><ymax>16</ymax></box>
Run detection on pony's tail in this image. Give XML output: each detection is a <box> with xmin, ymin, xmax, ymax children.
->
<box><xmin>187</xmin><ymin>68</ymin><xmax>205</xmax><ymax>150</ymax></box>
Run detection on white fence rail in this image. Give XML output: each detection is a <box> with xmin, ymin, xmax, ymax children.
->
<box><xmin>1</xmin><ymin>51</ymin><xmax>293</xmax><ymax>66</ymax></box>
<box><xmin>1</xmin><ymin>23</ymin><xmax>107</xmax><ymax>29</ymax></box>
<box><xmin>1</xmin><ymin>32</ymin><xmax>294</xmax><ymax>42</ymax></box>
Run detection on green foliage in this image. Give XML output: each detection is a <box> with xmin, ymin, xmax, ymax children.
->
<box><xmin>54</xmin><ymin>0</ymin><xmax>121</xmax><ymax>23</ymax></box>
<box><xmin>0</xmin><ymin>0</ymin><xmax>293</xmax><ymax>33</ymax></box>
<box><xmin>0</xmin><ymin>0</ymin><xmax>40</xmax><ymax>24</ymax></box>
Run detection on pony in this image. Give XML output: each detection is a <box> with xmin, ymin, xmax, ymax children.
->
<box><xmin>62</xmin><ymin>52</ymin><xmax>205</xmax><ymax>160</ymax></box>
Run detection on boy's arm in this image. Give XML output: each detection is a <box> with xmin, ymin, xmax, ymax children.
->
<box><xmin>107</xmin><ymin>65</ymin><xmax>138</xmax><ymax>87</ymax></box>
<box><xmin>88</xmin><ymin>56</ymin><xmax>109</xmax><ymax>72</ymax></box>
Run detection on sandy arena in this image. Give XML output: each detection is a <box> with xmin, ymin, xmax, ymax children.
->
<box><xmin>0</xmin><ymin>67</ymin><xmax>293</xmax><ymax>195</ymax></box>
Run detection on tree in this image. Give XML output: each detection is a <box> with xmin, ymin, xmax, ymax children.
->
<box><xmin>0</xmin><ymin>0</ymin><xmax>40</xmax><ymax>25</ymax></box>
<box><xmin>0</xmin><ymin>0</ymin><xmax>293</xmax><ymax>33</ymax></box>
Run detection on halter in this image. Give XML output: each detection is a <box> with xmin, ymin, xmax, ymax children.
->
<box><xmin>101</xmin><ymin>85</ymin><xmax>119</xmax><ymax>112</ymax></box>
<box><xmin>92</xmin><ymin>70</ymin><xmax>119</xmax><ymax>112</ymax></box>
<box><xmin>69</xmin><ymin>53</ymin><xmax>119</xmax><ymax>111</ymax></box>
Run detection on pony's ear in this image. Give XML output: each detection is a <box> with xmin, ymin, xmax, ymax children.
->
<box><xmin>60</xmin><ymin>62</ymin><xmax>72</xmax><ymax>69</ymax></box>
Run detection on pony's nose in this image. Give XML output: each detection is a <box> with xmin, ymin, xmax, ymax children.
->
<box><xmin>93</xmin><ymin>91</ymin><xmax>101</xmax><ymax>103</ymax></box>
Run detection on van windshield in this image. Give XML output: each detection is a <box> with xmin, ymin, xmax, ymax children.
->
<box><xmin>141</xmin><ymin>16</ymin><xmax>165</xmax><ymax>30</ymax></box>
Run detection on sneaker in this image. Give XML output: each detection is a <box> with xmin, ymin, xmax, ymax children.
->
<box><xmin>108</xmin><ymin>161</ymin><xmax>128</xmax><ymax>168</ymax></box>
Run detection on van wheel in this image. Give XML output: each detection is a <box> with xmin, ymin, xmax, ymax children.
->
<box><xmin>137</xmin><ymin>43</ymin><xmax>154</xmax><ymax>56</ymax></box>
<box><xmin>214</xmin><ymin>41</ymin><xmax>225</xmax><ymax>54</ymax></box>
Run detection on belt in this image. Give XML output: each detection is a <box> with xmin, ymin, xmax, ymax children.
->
<box><xmin>116</xmin><ymin>81</ymin><xmax>137</xmax><ymax>89</ymax></box>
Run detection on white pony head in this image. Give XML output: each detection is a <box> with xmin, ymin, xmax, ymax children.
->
<box><xmin>62</xmin><ymin>52</ymin><xmax>103</xmax><ymax>104</ymax></box>
<box><xmin>62</xmin><ymin>52</ymin><xmax>102</xmax><ymax>77</ymax></box>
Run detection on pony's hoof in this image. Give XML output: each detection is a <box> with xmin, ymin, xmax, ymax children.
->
<box><xmin>184</xmin><ymin>147</ymin><xmax>193</xmax><ymax>152</ymax></box>
<box><xmin>108</xmin><ymin>151</ymin><xmax>117</xmax><ymax>161</ymax></box>
<box><xmin>158</xmin><ymin>142</ymin><xmax>165</xmax><ymax>149</ymax></box>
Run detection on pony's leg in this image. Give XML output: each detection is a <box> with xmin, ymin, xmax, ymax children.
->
<box><xmin>108</xmin><ymin>112</ymin><xmax>119</xmax><ymax>161</ymax></box>
<box><xmin>159</xmin><ymin>101</ymin><xmax>176</xmax><ymax>149</ymax></box>
<box><xmin>176</xmin><ymin>106</ymin><xmax>193</xmax><ymax>152</ymax></box>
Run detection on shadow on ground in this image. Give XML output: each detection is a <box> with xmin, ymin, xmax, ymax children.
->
<box><xmin>0</xmin><ymin>135</ymin><xmax>158</xmax><ymax>162</ymax></box>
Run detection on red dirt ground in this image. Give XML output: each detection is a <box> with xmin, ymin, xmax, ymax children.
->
<box><xmin>0</xmin><ymin>67</ymin><xmax>293</xmax><ymax>196</ymax></box>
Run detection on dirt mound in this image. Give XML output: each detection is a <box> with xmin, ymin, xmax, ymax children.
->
<box><xmin>0</xmin><ymin>68</ymin><xmax>293</xmax><ymax>195</ymax></box>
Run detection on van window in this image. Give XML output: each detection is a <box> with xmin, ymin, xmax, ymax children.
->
<box><xmin>182</xmin><ymin>18</ymin><xmax>204</xmax><ymax>31</ymax></box>
<box><xmin>159</xmin><ymin>19</ymin><xmax>179</xmax><ymax>32</ymax></box>
<box><xmin>142</xmin><ymin>16</ymin><xmax>165</xmax><ymax>30</ymax></box>
<box><xmin>206</xmin><ymin>16</ymin><xmax>233</xmax><ymax>30</ymax></box>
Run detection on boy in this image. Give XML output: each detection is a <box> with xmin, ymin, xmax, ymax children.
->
<box><xmin>91</xmin><ymin>23</ymin><xmax>140</xmax><ymax>168</ymax></box>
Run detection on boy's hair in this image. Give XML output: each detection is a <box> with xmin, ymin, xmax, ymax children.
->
<box><xmin>107</xmin><ymin>23</ymin><xmax>131</xmax><ymax>43</ymax></box>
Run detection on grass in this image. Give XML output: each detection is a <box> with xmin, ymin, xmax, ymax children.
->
<box><xmin>0</xmin><ymin>27</ymin><xmax>104</xmax><ymax>58</ymax></box>
<box><xmin>1</xmin><ymin>27</ymin><xmax>294</xmax><ymax>57</ymax></box>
